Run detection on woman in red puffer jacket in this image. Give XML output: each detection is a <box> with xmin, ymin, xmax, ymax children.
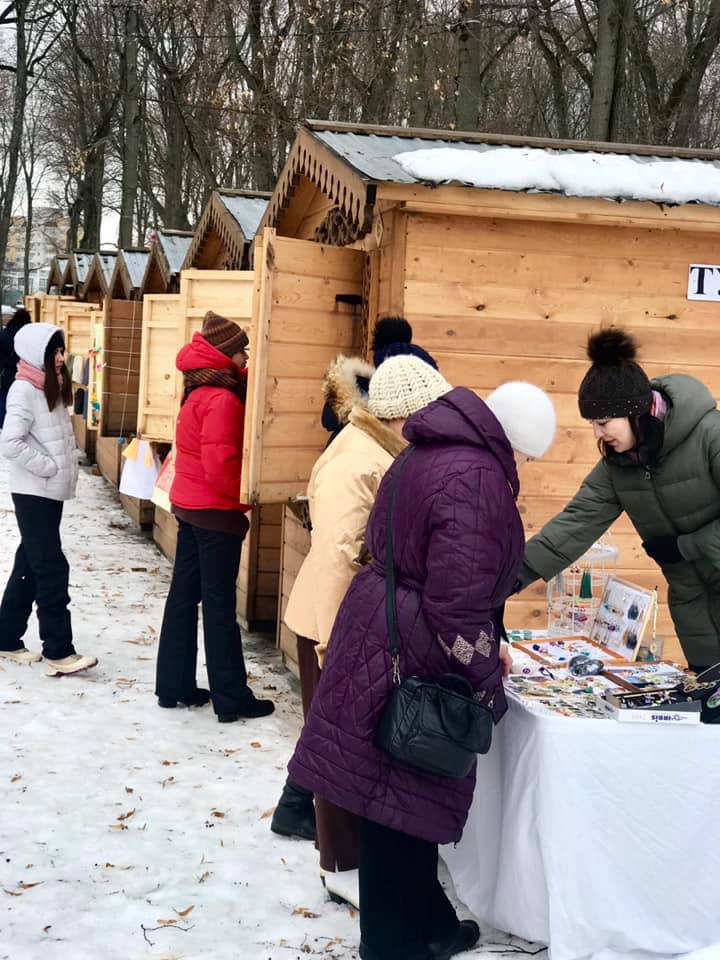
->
<box><xmin>155</xmin><ymin>310</ymin><xmax>274</xmax><ymax>723</ymax></box>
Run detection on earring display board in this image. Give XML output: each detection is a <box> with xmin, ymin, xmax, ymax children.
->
<box><xmin>513</xmin><ymin>635</ymin><xmax>629</xmax><ymax>668</ymax></box>
<box><xmin>589</xmin><ymin>576</ymin><xmax>654</xmax><ymax>662</ymax></box>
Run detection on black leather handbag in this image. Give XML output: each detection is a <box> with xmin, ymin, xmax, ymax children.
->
<box><xmin>374</xmin><ymin>448</ymin><xmax>494</xmax><ymax>780</ymax></box>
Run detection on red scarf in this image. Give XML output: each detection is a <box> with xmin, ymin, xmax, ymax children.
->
<box><xmin>16</xmin><ymin>359</ymin><xmax>47</xmax><ymax>390</ymax></box>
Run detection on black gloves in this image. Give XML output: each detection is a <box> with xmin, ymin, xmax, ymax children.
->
<box><xmin>642</xmin><ymin>536</ymin><xmax>684</xmax><ymax>565</ymax></box>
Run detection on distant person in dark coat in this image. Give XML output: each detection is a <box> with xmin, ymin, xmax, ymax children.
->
<box><xmin>0</xmin><ymin>308</ymin><xmax>32</xmax><ymax>428</ymax></box>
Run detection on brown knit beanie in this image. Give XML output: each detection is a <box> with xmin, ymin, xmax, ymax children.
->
<box><xmin>201</xmin><ymin>310</ymin><xmax>249</xmax><ymax>358</ymax></box>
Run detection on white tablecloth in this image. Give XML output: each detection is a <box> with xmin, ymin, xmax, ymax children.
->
<box><xmin>442</xmin><ymin>695</ymin><xmax>720</xmax><ymax>960</ymax></box>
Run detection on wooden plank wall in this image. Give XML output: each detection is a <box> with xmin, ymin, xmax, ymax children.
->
<box><xmin>136</xmin><ymin>294</ymin><xmax>183</xmax><ymax>442</ymax></box>
<box><xmin>103</xmin><ymin>299</ymin><xmax>144</xmax><ymax>438</ymax></box>
<box><xmin>277</xmin><ymin>505</ymin><xmax>311</xmax><ymax>676</ymax></box>
<box><xmin>399</xmin><ymin>211</ymin><xmax>720</xmax><ymax>663</ymax></box>
<box><xmin>64</xmin><ymin>302</ymin><xmax>95</xmax><ymax>358</ymax></box>
<box><xmin>244</xmin><ymin>232</ymin><xmax>365</xmax><ymax>504</ymax></box>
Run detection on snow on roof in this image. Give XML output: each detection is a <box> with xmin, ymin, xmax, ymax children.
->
<box><xmin>122</xmin><ymin>250</ymin><xmax>150</xmax><ymax>289</ymax></box>
<box><xmin>219</xmin><ymin>194</ymin><xmax>269</xmax><ymax>239</ymax></box>
<box><xmin>159</xmin><ymin>232</ymin><xmax>193</xmax><ymax>275</ymax></box>
<box><xmin>393</xmin><ymin>145</ymin><xmax>720</xmax><ymax>207</ymax></box>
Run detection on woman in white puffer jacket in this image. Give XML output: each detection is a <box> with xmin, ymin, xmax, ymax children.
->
<box><xmin>0</xmin><ymin>323</ymin><xmax>96</xmax><ymax>675</ymax></box>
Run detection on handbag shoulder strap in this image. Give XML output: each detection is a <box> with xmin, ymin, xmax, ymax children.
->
<box><xmin>385</xmin><ymin>446</ymin><xmax>415</xmax><ymax>676</ymax></box>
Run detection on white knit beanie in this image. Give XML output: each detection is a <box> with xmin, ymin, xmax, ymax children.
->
<box><xmin>485</xmin><ymin>381</ymin><xmax>557</xmax><ymax>458</ymax></box>
<box><xmin>368</xmin><ymin>355</ymin><xmax>453</xmax><ymax>420</ymax></box>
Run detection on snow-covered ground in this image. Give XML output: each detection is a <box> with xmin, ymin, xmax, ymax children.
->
<box><xmin>0</xmin><ymin>459</ymin><xmax>545</xmax><ymax>960</ymax></box>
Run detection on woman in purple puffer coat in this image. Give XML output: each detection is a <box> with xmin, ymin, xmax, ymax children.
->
<box><xmin>289</xmin><ymin>367</ymin><xmax>557</xmax><ymax>960</ymax></box>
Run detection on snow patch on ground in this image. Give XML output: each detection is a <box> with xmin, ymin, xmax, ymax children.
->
<box><xmin>394</xmin><ymin>145</ymin><xmax>720</xmax><ymax>206</ymax></box>
<box><xmin>0</xmin><ymin>459</ymin><xmax>545</xmax><ymax>959</ymax></box>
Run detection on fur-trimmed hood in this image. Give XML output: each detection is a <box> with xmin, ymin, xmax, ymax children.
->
<box><xmin>323</xmin><ymin>354</ymin><xmax>375</xmax><ymax>428</ymax></box>
<box><xmin>348</xmin><ymin>406</ymin><xmax>407</xmax><ymax>459</ymax></box>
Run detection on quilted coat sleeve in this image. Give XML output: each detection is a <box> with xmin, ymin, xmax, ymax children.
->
<box><xmin>0</xmin><ymin>384</ymin><xmax>57</xmax><ymax>478</ymax></box>
<box><xmin>518</xmin><ymin>460</ymin><xmax>622</xmax><ymax>587</ymax></box>
<box><xmin>677</xmin><ymin>416</ymin><xmax>720</xmax><ymax>564</ymax></box>
<box><xmin>199</xmin><ymin>392</ymin><xmax>244</xmax><ymax>502</ymax></box>
<box><xmin>422</xmin><ymin>466</ymin><xmax>518</xmax><ymax>685</ymax></box>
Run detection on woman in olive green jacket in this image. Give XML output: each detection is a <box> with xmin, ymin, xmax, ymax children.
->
<box><xmin>518</xmin><ymin>329</ymin><xmax>720</xmax><ymax>674</ymax></box>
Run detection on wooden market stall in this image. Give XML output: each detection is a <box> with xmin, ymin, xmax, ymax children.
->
<box><xmin>182</xmin><ymin>189</ymin><xmax>271</xmax><ymax>271</ymax></box>
<box><xmin>46</xmin><ymin>256</ymin><xmax>69</xmax><ymax>295</ymax></box>
<box><xmin>80</xmin><ymin>251</ymin><xmax>117</xmax><ymax>305</ymax></box>
<box><xmin>141</xmin><ymin>229</ymin><xmax>194</xmax><ymax>295</ymax></box>
<box><xmin>62</xmin><ymin>251</ymin><xmax>95</xmax><ymax>299</ymax></box>
<box><xmin>93</xmin><ymin>249</ymin><xmax>152</xmax><ymax>525</ymax></box>
<box><xmin>245</xmin><ymin>120</ymin><xmax>720</xmax><ymax>670</ymax></box>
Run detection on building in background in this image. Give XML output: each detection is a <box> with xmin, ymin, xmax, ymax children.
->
<box><xmin>1</xmin><ymin>207</ymin><xmax>69</xmax><ymax>304</ymax></box>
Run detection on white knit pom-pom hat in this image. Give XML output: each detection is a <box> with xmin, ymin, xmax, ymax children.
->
<box><xmin>485</xmin><ymin>381</ymin><xmax>557</xmax><ymax>459</ymax></box>
<box><xmin>368</xmin><ymin>355</ymin><xmax>453</xmax><ymax>420</ymax></box>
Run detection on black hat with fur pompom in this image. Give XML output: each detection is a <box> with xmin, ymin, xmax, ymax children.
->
<box><xmin>578</xmin><ymin>328</ymin><xmax>653</xmax><ymax>420</ymax></box>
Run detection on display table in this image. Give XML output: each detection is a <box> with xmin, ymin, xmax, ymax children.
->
<box><xmin>442</xmin><ymin>693</ymin><xmax>720</xmax><ymax>960</ymax></box>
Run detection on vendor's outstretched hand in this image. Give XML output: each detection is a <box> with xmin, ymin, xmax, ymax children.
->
<box><xmin>500</xmin><ymin>642</ymin><xmax>513</xmax><ymax>678</ymax></box>
<box><xmin>642</xmin><ymin>536</ymin><xmax>683</xmax><ymax>565</ymax></box>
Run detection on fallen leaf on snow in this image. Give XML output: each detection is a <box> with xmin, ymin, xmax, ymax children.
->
<box><xmin>157</xmin><ymin>918</ymin><xmax>178</xmax><ymax>926</ymax></box>
<box><xmin>292</xmin><ymin>906</ymin><xmax>320</xmax><ymax>919</ymax></box>
<box><xmin>174</xmin><ymin>905</ymin><xmax>194</xmax><ymax>917</ymax></box>
<box><xmin>43</xmin><ymin>926</ymin><xmax>51</xmax><ymax>933</ymax></box>
<box><xmin>125</xmin><ymin>786</ymin><xmax>134</xmax><ymax>794</ymax></box>
<box><xmin>10</xmin><ymin>774</ymin><xmax>21</xmax><ymax>783</ymax></box>
<box><xmin>162</xmin><ymin>776</ymin><xmax>175</xmax><ymax>788</ymax></box>
<box><xmin>110</xmin><ymin>823</ymin><xmax>128</xmax><ymax>831</ymax></box>
<box><xmin>161</xmin><ymin>760</ymin><xmax>178</xmax><ymax>766</ymax></box>
<box><xmin>197</xmin><ymin>871</ymin><xmax>211</xmax><ymax>883</ymax></box>
<box><xmin>3</xmin><ymin>889</ymin><xmax>22</xmax><ymax>897</ymax></box>
<box><xmin>117</xmin><ymin>809</ymin><xmax>135</xmax><ymax>821</ymax></box>
<box><xmin>19</xmin><ymin>881</ymin><xmax>43</xmax><ymax>889</ymax></box>
<box><xmin>259</xmin><ymin>808</ymin><xmax>275</xmax><ymax>820</ymax></box>
<box><xmin>210</xmin><ymin>810</ymin><xmax>225</xmax><ymax>818</ymax></box>
<box><xmin>250</xmin><ymin>741</ymin><xmax>262</xmax><ymax>749</ymax></box>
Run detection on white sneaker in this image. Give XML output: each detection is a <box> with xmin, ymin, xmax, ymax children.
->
<box><xmin>0</xmin><ymin>647</ymin><xmax>42</xmax><ymax>664</ymax></box>
<box><xmin>321</xmin><ymin>868</ymin><xmax>360</xmax><ymax>909</ymax></box>
<box><xmin>46</xmin><ymin>654</ymin><xmax>98</xmax><ymax>676</ymax></box>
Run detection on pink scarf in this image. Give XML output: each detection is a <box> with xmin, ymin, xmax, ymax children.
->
<box><xmin>16</xmin><ymin>359</ymin><xmax>60</xmax><ymax>390</ymax></box>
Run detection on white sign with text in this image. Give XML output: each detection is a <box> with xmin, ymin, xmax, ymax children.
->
<box><xmin>688</xmin><ymin>264</ymin><xmax>720</xmax><ymax>301</ymax></box>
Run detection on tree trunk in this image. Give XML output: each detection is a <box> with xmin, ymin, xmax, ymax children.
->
<box><xmin>23</xmin><ymin>170</ymin><xmax>33</xmax><ymax>295</ymax></box>
<box><xmin>588</xmin><ymin>0</ymin><xmax>622</xmax><ymax>141</ymax></box>
<box><xmin>79</xmin><ymin>142</ymin><xmax>105</xmax><ymax>249</ymax></box>
<box><xmin>456</xmin><ymin>0</ymin><xmax>482</xmax><ymax>130</ymax></box>
<box><xmin>248</xmin><ymin>0</ymin><xmax>274</xmax><ymax>190</ymax></box>
<box><xmin>0</xmin><ymin>0</ymin><xmax>28</xmax><ymax>277</ymax></box>
<box><xmin>119</xmin><ymin>2</ymin><xmax>141</xmax><ymax>248</ymax></box>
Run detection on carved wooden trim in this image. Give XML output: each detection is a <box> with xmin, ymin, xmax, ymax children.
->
<box><xmin>262</xmin><ymin>128</ymin><xmax>373</xmax><ymax>245</ymax></box>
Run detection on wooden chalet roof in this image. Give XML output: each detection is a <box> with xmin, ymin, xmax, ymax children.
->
<box><xmin>262</xmin><ymin>120</ymin><xmax>720</xmax><ymax>244</ymax></box>
<box><xmin>80</xmin><ymin>251</ymin><xmax>118</xmax><ymax>300</ymax></box>
<box><xmin>183</xmin><ymin>190</ymin><xmax>270</xmax><ymax>270</ymax></box>
<box><xmin>62</xmin><ymin>250</ymin><xmax>95</xmax><ymax>293</ymax></box>
<box><xmin>110</xmin><ymin>248</ymin><xmax>150</xmax><ymax>300</ymax></box>
<box><xmin>141</xmin><ymin>229</ymin><xmax>194</xmax><ymax>294</ymax></box>
<box><xmin>46</xmin><ymin>256</ymin><xmax>69</xmax><ymax>293</ymax></box>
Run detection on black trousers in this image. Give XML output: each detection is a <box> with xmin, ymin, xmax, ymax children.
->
<box><xmin>0</xmin><ymin>493</ymin><xmax>75</xmax><ymax>661</ymax></box>
<box><xmin>155</xmin><ymin>520</ymin><xmax>252</xmax><ymax>716</ymax></box>
<box><xmin>359</xmin><ymin>817</ymin><xmax>459</xmax><ymax>960</ymax></box>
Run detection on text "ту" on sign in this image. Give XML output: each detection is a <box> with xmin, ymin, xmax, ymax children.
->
<box><xmin>688</xmin><ymin>264</ymin><xmax>720</xmax><ymax>301</ymax></box>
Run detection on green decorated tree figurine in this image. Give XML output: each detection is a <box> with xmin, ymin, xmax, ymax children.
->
<box><xmin>579</xmin><ymin>568</ymin><xmax>593</xmax><ymax>599</ymax></box>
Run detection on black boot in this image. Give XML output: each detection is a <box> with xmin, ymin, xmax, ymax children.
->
<box><xmin>158</xmin><ymin>688</ymin><xmax>211</xmax><ymax>709</ymax></box>
<box><xmin>270</xmin><ymin>777</ymin><xmax>316</xmax><ymax>841</ymax></box>
<box><xmin>217</xmin><ymin>690</ymin><xmax>275</xmax><ymax>722</ymax></box>
<box><xmin>429</xmin><ymin>920</ymin><xmax>481</xmax><ymax>960</ymax></box>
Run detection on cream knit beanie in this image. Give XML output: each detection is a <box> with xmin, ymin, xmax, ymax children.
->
<box><xmin>485</xmin><ymin>381</ymin><xmax>557</xmax><ymax>458</ymax></box>
<box><xmin>368</xmin><ymin>355</ymin><xmax>453</xmax><ymax>420</ymax></box>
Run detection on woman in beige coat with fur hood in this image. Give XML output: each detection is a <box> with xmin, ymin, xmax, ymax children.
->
<box><xmin>273</xmin><ymin>352</ymin><xmax>454</xmax><ymax>910</ymax></box>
